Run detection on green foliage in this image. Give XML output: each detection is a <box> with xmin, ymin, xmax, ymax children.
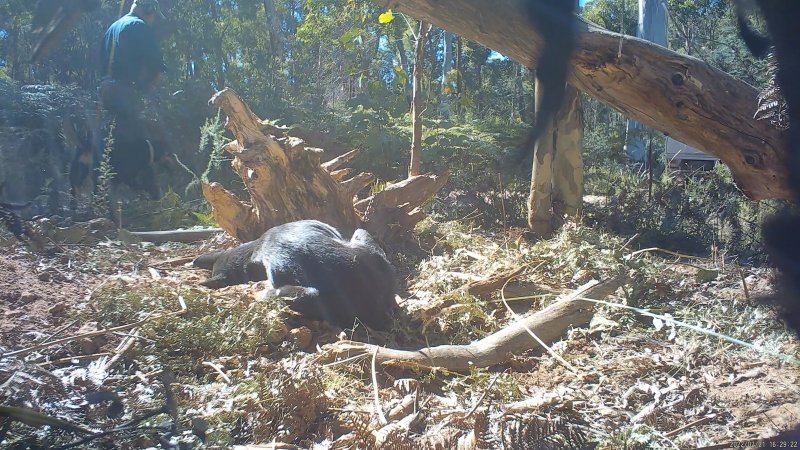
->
<box><xmin>191</xmin><ymin>209</ymin><xmax>218</xmax><ymax>227</ymax></box>
<box><xmin>343</xmin><ymin>105</ymin><xmax>410</xmax><ymax>177</ymax></box>
<box><xmin>80</xmin><ymin>283</ymin><xmax>287</xmax><ymax>375</ymax></box>
<box><xmin>601</xmin><ymin>424</ymin><xmax>674</xmax><ymax>450</ymax></box>
<box><xmin>119</xmin><ymin>188</ymin><xmax>215</xmax><ymax>231</ymax></box>
<box><xmin>151</xmin><ymin>189</ymin><xmax>194</xmax><ymax>228</ymax></box>
<box><xmin>582</xmin><ymin>0</ymin><xmax>639</xmax><ymax>35</ymax></box>
<box><xmin>92</xmin><ymin>122</ymin><xmax>116</xmax><ymax>218</ymax></box>
<box><xmin>199</xmin><ymin>112</ymin><xmax>229</xmax><ymax>182</ymax></box>
<box><xmin>582</xmin><ymin>118</ymin><xmax>629</xmax><ymax>167</ymax></box>
<box><xmin>181</xmin><ymin>111</ymin><xmax>235</xmax><ymax>201</ymax></box>
<box><xmin>443</xmin><ymin>368</ymin><xmax>523</xmax><ymax>404</ymax></box>
<box><xmin>585</xmin><ymin>161</ymin><xmax>780</xmax><ymax>261</ymax></box>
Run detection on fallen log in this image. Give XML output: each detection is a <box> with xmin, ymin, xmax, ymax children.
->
<box><xmin>465</xmin><ymin>266</ymin><xmax>526</xmax><ymax>298</ymax></box>
<box><xmin>325</xmin><ymin>275</ymin><xmax>626</xmax><ymax>371</ymax></box>
<box><xmin>368</xmin><ymin>0</ymin><xmax>791</xmax><ymax>200</ymax></box>
<box><xmin>118</xmin><ymin>228</ymin><xmax>224</xmax><ymax>244</ymax></box>
<box><xmin>419</xmin><ymin>266</ymin><xmax>526</xmax><ymax>317</ymax></box>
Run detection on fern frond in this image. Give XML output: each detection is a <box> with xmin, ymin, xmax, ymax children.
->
<box><xmin>754</xmin><ymin>52</ymin><xmax>790</xmax><ymax>130</ymax></box>
<box><xmin>500</xmin><ymin>412</ymin><xmax>591</xmax><ymax>450</ymax></box>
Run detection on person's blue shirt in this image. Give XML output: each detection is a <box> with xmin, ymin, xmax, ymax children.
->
<box><xmin>101</xmin><ymin>13</ymin><xmax>165</xmax><ymax>86</ymax></box>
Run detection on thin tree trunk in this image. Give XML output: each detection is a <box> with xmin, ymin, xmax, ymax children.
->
<box><xmin>528</xmin><ymin>76</ymin><xmax>555</xmax><ymax>237</ymax></box>
<box><xmin>516</xmin><ymin>65</ymin><xmax>527</xmax><ymax>122</ymax></box>
<box><xmin>209</xmin><ymin>0</ymin><xmax>226</xmax><ymax>89</ymax></box>
<box><xmin>440</xmin><ymin>31</ymin><xmax>454</xmax><ymax>118</ymax></box>
<box><xmin>263</xmin><ymin>0</ymin><xmax>284</xmax><ymax>60</ymax></box>
<box><xmin>9</xmin><ymin>28</ymin><xmax>20</xmax><ymax>81</ymax></box>
<box><xmin>455</xmin><ymin>36</ymin><xmax>463</xmax><ymax>117</ymax></box>
<box><xmin>409</xmin><ymin>20</ymin><xmax>427</xmax><ymax>178</ymax></box>
<box><xmin>626</xmin><ymin>0</ymin><xmax>668</xmax><ymax>161</ymax></box>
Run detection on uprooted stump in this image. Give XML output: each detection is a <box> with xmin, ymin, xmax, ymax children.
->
<box><xmin>202</xmin><ymin>88</ymin><xmax>449</xmax><ymax>242</ymax></box>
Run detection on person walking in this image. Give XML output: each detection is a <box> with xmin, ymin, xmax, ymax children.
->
<box><xmin>100</xmin><ymin>0</ymin><xmax>166</xmax><ymax>140</ymax></box>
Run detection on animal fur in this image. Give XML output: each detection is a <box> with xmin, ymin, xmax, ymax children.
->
<box><xmin>523</xmin><ymin>0</ymin><xmax>579</xmax><ymax>149</ymax></box>
<box><xmin>193</xmin><ymin>220</ymin><xmax>398</xmax><ymax>330</ymax></box>
<box><xmin>734</xmin><ymin>0</ymin><xmax>800</xmax><ymax>337</ymax></box>
<box><xmin>735</xmin><ymin>3</ymin><xmax>800</xmax><ymax>440</ymax></box>
<box><xmin>0</xmin><ymin>202</ymin><xmax>31</xmax><ymax>241</ymax></box>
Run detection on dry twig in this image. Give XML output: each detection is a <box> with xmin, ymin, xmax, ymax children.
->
<box><xmin>1</xmin><ymin>306</ymin><xmax>187</xmax><ymax>360</ymax></box>
<box><xmin>371</xmin><ymin>346</ymin><xmax>388</xmax><ymax>425</ymax></box>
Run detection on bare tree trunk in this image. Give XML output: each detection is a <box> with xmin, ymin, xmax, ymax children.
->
<box><xmin>552</xmin><ymin>85</ymin><xmax>584</xmax><ymax>221</ymax></box>
<box><xmin>626</xmin><ymin>0</ymin><xmax>668</xmax><ymax>161</ymax></box>
<box><xmin>409</xmin><ymin>20</ymin><xmax>427</xmax><ymax>178</ymax></box>
<box><xmin>528</xmin><ymin>83</ymin><xmax>584</xmax><ymax>235</ymax></box>
<box><xmin>455</xmin><ymin>36</ymin><xmax>463</xmax><ymax>117</ymax></box>
<box><xmin>209</xmin><ymin>0</ymin><xmax>227</xmax><ymax>89</ymax></box>
<box><xmin>263</xmin><ymin>0</ymin><xmax>284</xmax><ymax>60</ymax></box>
<box><xmin>440</xmin><ymin>31</ymin><xmax>454</xmax><ymax>118</ymax></box>
<box><xmin>528</xmin><ymin>77</ymin><xmax>555</xmax><ymax>237</ymax></box>
<box><xmin>367</xmin><ymin>0</ymin><xmax>792</xmax><ymax>200</ymax></box>
<box><xmin>9</xmin><ymin>28</ymin><xmax>21</xmax><ymax>81</ymax></box>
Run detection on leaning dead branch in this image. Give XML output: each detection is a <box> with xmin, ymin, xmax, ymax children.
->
<box><xmin>421</xmin><ymin>265</ymin><xmax>527</xmax><ymax>316</ymax></box>
<box><xmin>103</xmin><ymin>326</ymin><xmax>142</xmax><ymax>372</ymax></box>
<box><xmin>325</xmin><ymin>275</ymin><xmax>626</xmax><ymax>371</ymax></box>
<box><xmin>119</xmin><ymin>228</ymin><xmax>224</xmax><ymax>244</ymax></box>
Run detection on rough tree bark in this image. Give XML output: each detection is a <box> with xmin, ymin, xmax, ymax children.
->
<box><xmin>528</xmin><ymin>83</ymin><xmax>584</xmax><ymax>236</ymax></box>
<box><xmin>528</xmin><ymin>77</ymin><xmax>556</xmax><ymax>237</ymax></box>
<box><xmin>202</xmin><ymin>88</ymin><xmax>448</xmax><ymax>242</ymax></box>
<box><xmin>551</xmin><ymin>85</ymin><xmax>584</xmax><ymax>220</ymax></box>
<box><xmin>370</xmin><ymin>0</ymin><xmax>791</xmax><ymax>200</ymax></box>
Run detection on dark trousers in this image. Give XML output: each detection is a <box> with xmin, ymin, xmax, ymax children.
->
<box><xmin>99</xmin><ymin>78</ymin><xmax>147</xmax><ymax>142</ymax></box>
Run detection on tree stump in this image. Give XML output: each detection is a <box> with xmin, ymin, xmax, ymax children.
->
<box><xmin>202</xmin><ymin>88</ymin><xmax>448</xmax><ymax>242</ymax></box>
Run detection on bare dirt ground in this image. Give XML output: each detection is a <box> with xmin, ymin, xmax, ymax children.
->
<box><xmin>0</xmin><ymin>222</ymin><xmax>798</xmax><ymax>449</ymax></box>
<box><xmin>0</xmin><ymin>251</ymin><xmax>92</xmax><ymax>349</ymax></box>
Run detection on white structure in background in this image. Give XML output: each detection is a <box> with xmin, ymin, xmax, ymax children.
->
<box><xmin>665</xmin><ymin>137</ymin><xmax>718</xmax><ymax>171</ymax></box>
<box><xmin>625</xmin><ymin>0</ymin><xmax>667</xmax><ymax>161</ymax></box>
<box><xmin>626</xmin><ymin>0</ymin><xmax>717</xmax><ymax>169</ymax></box>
